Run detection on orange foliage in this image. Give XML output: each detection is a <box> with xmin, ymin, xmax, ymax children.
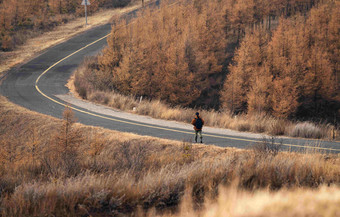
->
<box><xmin>94</xmin><ymin>0</ymin><xmax>227</xmax><ymax>106</ymax></box>
<box><xmin>71</xmin><ymin>0</ymin><xmax>337</xmax><ymax>120</ymax></box>
<box><xmin>221</xmin><ymin>30</ymin><xmax>268</xmax><ymax>113</ymax></box>
<box><xmin>272</xmin><ymin>76</ymin><xmax>299</xmax><ymax>118</ymax></box>
<box><xmin>83</xmin><ymin>0</ymin><xmax>321</xmax><ymax>108</ymax></box>
<box><xmin>247</xmin><ymin>64</ymin><xmax>273</xmax><ymax>114</ymax></box>
<box><xmin>221</xmin><ymin>0</ymin><xmax>339</xmax><ymax>119</ymax></box>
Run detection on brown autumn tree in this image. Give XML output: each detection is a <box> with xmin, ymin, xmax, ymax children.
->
<box><xmin>92</xmin><ymin>0</ymin><xmax>226</xmax><ymax>107</ymax></box>
<box><xmin>54</xmin><ymin>107</ymin><xmax>83</xmax><ymax>175</ymax></box>
<box><xmin>225</xmin><ymin>0</ymin><xmax>255</xmax><ymax>43</ymax></box>
<box><xmin>98</xmin><ymin>20</ymin><xmax>129</xmax><ymax>91</ymax></box>
<box><xmin>221</xmin><ymin>31</ymin><xmax>265</xmax><ymax>113</ymax></box>
<box><xmin>247</xmin><ymin>63</ymin><xmax>273</xmax><ymax>114</ymax></box>
<box><xmin>272</xmin><ymin>76</ymin><xmax>299</xmax><ymax>118</ymax></box>
<box><xmin>224</xmin><ymin>0</ymin><xmax>319</xmax><ymax>44</ymax></box>
<box><xmin>191</xmin><ymin>0</ymin><xmax>227</xmax><ymax>107</ymax></box>
<box><xmin>305</xmin><ymin>1</ymin><xmax>340</xmax><ymax>108</ymax></box>
<box><xmin>301</xmin><ymin>46</ymin><xmax>335</xmax><ymax>115</ymax></box>
<box><xmin>221</xmin><ymin>0</ymin><xmax>339</xmax><ymax>119</ymax></box>
<box><xmin>326</xmin><ymin>2</ymin><xmax>340</xmax><ymax>94</ymax></box>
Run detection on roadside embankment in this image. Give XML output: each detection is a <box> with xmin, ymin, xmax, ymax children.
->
<box><xmin>0</xmin><ymin>95</ymin><xmax>339</xmax><ymax>216</ymax></box>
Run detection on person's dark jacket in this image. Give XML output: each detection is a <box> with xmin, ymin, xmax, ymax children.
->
<box><xmin>191</xmin><ymin>116</ymin><xmax>204</xmax><ymax>131</ymax></box>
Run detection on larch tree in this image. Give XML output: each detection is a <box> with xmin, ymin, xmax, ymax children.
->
<box><xmin>302</xmin><ymin>46</ymin><xmax>335</xmax><ymax>115</ymax></box>
<box><xmin>272</xmin><ymin>76</ymin><xmax>299</xmax><ymax>118</ymax></box>
<box><xmin>327</xmin><ymin>3</ymin><xmax>340</xmax><ymax>94</ymax></box>
<box><xmin>97</xmin><ymin>20</ymin><xmax>129</xmax><ymax>91</ymax></box>
<box><xmin>54</xmin><ymin>107</ymin><xmax>83</xmax><ymax>175</ymax></box>
<box><xmin>221</xmin><ymin>32</ymin><xmax>263</xmax><ymax>113</ymax></box>
<box><xmin>247</xmin><ymin>63</ymin><xmax>273</xmax><ymax>114</ymax></box>
<box><xmin>226</xmin><ymin>0</ymin><xmax>255</xmax><ymax>43</ymax></box>
<box><xmin>193</xmin><ymin>0</ymin><xmax>227</xmax><ymax>106</ymax></box>
<box><xmin>130</xmin><ymin>10</ymin><xmax>158</xmax><ymax>98</ymax></box>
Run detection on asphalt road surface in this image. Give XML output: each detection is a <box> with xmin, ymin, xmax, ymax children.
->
<box><xmin>1</xmin><ymin>1</ymin><xmax>339</xmax><ymax>154</ymax></box>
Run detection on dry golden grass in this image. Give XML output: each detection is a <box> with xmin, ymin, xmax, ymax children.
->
<box><xmin>0</xmin><ymin>0</ymin><xmax>149</xmax><ymax>77</ymax></box>
<box><xmin>0</xmin><ymin>95</ymin><xmax>339</xmax><ymax>216</ymax></box>
<box><xmin>161</xmin><ymin>185</ymin><xmax>340</xmax><ymax>217</ymax></box>
<box><xmin>2</xmin><ymin>1</ymin><xmax>338</xmax><ymax>215</ymax></box>
<box><xmin>71</xmin><ymin>73</ymin><xmax>340</xmax><ymax>141</ymax></box>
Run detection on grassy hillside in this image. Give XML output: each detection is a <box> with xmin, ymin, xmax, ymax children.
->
<box><xmin>0</xmin><ymin>95</ymin><xmax>339</xmax><ymax>216</ymax></box>
<box><xmin>73</xmin><ymin>0</ymin><xmax>339</xmax><ymax>138</ymax></box>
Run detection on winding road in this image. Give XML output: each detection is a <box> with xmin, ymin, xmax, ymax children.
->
<box><xmin>1</xmin><ymin>1</ymin><xmax>339</xmax><ymax>153</ymax></box>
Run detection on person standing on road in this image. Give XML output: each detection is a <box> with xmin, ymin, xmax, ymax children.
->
<box><xmin>191</xmin><ymin>112</ymin><xmax>204</xmax><ymax>143</ymax></box>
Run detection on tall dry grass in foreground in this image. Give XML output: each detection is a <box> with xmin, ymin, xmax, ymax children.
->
<box><xmin>0</xmin><ymin>96</ymin><xmax>339</xmax><ymax>216</ymax></box>
<box><xmin>161</xmin><ymin>185</ymin><xmax>340</xmax><ymax>217</ymax></box>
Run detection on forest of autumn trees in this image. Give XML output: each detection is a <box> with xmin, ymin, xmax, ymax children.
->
<box><xmin>221</xmin><ymin>1</ymin><xmax>340</xmax><ymax>119</ymax></box>
<box><xmin>81</xmin><ymin>0</ymin><xmax>227</xmax><ymax>107</ymax></box>
<box><xmin>76</xmin><ymin>0</ymin><xmax>339</xmax><ymax>120</ymax></box>
<box><xmin>0</xmin><ymin>0</ymin><xmax>132</xmax><ymax>51</ymax></box>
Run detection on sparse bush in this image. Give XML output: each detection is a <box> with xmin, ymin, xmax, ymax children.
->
<box><xmin>248</xmin><ymin>113</ymin><xmax>268</xmax><ymax>133</ymax></box>
<box><xmin>252</xmin><ymin>137</ymin><xmax>281</xmax><ymax>156</ymax></box>
<box><xmin>253</xmin><ymin>123</ymin><xmax>266</xmax><ymax>133</ymax></box>
<box><xmin>329</xmin><ymin>126</ymin><xmax>340</xmax><ymax>140</ymax></box>
<box><xmin>289</xmin><ymin>122</ymin><xmax>324</xmax><ymax>139</ymax></box>
<box><xmin>237</xmin><ymin>121</ymin><xmax>251</xmax><ymax>132</ymax></box>
<box><xmin>1</xmin><ymin>35</ymin><xmax>13</xmax><ymax>51</ymax></box>
<box><xmin>89</xmin><ymin>91</ymin><xmax>110</xmax><ymax>105</ymax></box>
<box><xmin>108</xmin><ymin>92</ymin><xmax>137</xmax><ymax>110</ymax></box>
<box><xmin>74</xmin><ymin>72</ymin><xmax>88</xmax><ymax>99</ymax></box>
<box><xmin>52</xmin><ymin>107</ymin><xmax>83</xmax><ymax>176</ymax></box>
<box><xmin>268</xmin><ymin>119</ymin><xmax>288</xmax><ymax>136</ymax></box>
<box><xmin>113</xmin><ymin>140</ymin><xmax>149</xmax><ymax>174</ymax></box>
<box><xmin>182</xmin><ymin>141</ymin><xmax>194</xmax><ymax>163</ymax></box>
<box><xmin>88</xmin><ymin>136</ymin><xmax>105</xmax><ymax>167</ymax></box>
